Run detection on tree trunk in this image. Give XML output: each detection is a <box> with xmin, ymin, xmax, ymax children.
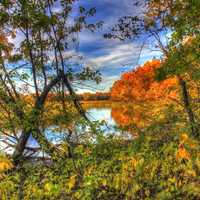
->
<box><xmin>12</xmin><ymin>72</ymin><xmax>89</xmax><ymax>165</ymax></box>
<box><xmin>12</xmin><ymin>74</ymin><xmax>62</xmax><ymax>165</ymax></box>
<box><xmin>178</xmin><ymin>77</ymin><xmax>198</xmax><ymax>136</ymax></box>
<box><xmin>12</xmin><ymin>130</ymin><xmax>29</xmax><ymax>165</ymax></box>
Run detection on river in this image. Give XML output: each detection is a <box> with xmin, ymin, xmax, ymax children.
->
<box><xmin>0</xmin><ymin>102</ymin><xmax>149</xmax><ymax>155</ymax></box>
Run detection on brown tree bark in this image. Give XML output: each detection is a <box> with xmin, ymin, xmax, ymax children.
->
<box><xmin>12</xmin><ymin>74</ymin><xmax>62</xmax><ymax>165</ymax></box>
<box><xmin>178</xmin><ymin>76</ymin><xmax>198</xmax><ymax>136</ymax></box>
<box><xmin>12</xmin><ymin>72</ymin><xmax>89</xmax><ymax>165</ymax></box>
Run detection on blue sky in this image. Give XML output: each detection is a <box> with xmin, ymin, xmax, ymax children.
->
<box><xmin>70</xmin><ymin>0</ymin><xmax>162</xmax><ymax>93</ymax></box>
<box><xmin>10</xmin><ymin>0</ymin><xmax>163</xmax><ymax>93</ymax></box>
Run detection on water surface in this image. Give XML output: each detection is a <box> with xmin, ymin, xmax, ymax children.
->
<box><xmin>0</xmin><ymin>103</ymin><xmax>140</xmax><ymax>155</ymax></box>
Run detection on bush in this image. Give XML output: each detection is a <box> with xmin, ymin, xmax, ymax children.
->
<box><xmin>0</xmin><ymin>130</ymin><xmax>199</xmax><ymax>200</ymax></box>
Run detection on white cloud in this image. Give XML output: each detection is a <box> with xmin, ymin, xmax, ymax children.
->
<box><xmin>86</xmin><ymin>43</ymin><xmax>143</xmax><ymax>69</ymax></box>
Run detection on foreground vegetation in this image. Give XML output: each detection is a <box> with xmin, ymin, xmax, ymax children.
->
<box><xmin>1</xmin><ymin>127</ymin><xmax>200</xmax><ymax>199</ymax></box>
<box><xmin>1</xmin><ymin>0</ymin><xmax>200</xmax><ymax>199</ymax></box>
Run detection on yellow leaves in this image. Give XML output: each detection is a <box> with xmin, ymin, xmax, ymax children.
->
<box><xmin>168</xmin><ymin>177</ymin><xmax>176</xmax><ymax>184</ymax></box>
<box><xmin>129</xmin><ymin>157</ymin><xmax>138</xmax><ymax>168</ymax></box>
<box><xmin>176</xmin><ymin>144</ymin><xmax>190</xmax><ymax>160</ymax></box>
<box><xmin>180</xmin><ymin>133</ymin><xmax>188</xmax><ymax>143</ymax></box>
<box><xmin>113</xmin><ymin>156</ymin><xmax>141</xmax><ymax>191</ymax></box>
<box><xmin>43</xmin><ymin>182</ymin><xmax>60</xmax><ymax>196</ymax></box>
<box><xmin>101</xmin><ymin>179</ymin><xmax>107</xmax><ymax>187</ymax></box>
<box><xmin>0</xmin><ymin>156</ymin><xmax>13</xmax><ymax>179</ymax></box>
<box><xmin>182</xmin><ymin>36</ymin><xmax>194</xmax><ymax>46</ymax></box>
<box><xmin>84</xmin><ymin>166</ymin><xmax>95</xmax><ymax>176</ymax></box>
<box><xmin>0</xmin><ymin>157</ymin><xmax>13</xmax><ymax>172</ymax></box>
<box><xmin>120</xmin><ymin>156</ymin><xmax>138</xmax><ymax>172</ymax></box>
<box><xmin>179</xmin><ymin>133</ymin><xmax>198</xmax><ymax>149</ymax></box>
<box><xmin>122</xmin><ymin>162</ymin><xmax>129</xmax><ymax>172</ymax></box>
<box><xmin>187</xmin><ymin>140</ymin><xmax>199</xmax><ymax>149</ymax></box>
<box><xmin>66</xmin><ymin>175</ymin><xmax>76</xmax><ymax>192</ymax></box>
<box><xmin>179</xmin><ymin>133</ymin><xmax>189</xmax><ymax>156</ymax></box>
<box><xmin>185</xmin><ymin>169</ymin><xmax>196</xmax><ymax>177</ymax></box>
<box><xmin>0</xmin><ymin>159</ymin><xmax>12</xmax><ymax>171</ymax></box>
<box><xmin>112</xmin><ymin>156</ymin><xmax>139</xmax><ymax>191</ymax></box>
<box><xmin>113</xmin><ymin>174</ymin><xmax>121</xmax><ymax>190</ymax></box>
<box><xmin>44</xmin><ymin>182</ymin><xmax>53</xmax><ymax>193</ymax></box>
<box><xmin>176</xmin><ymin>133</ymin><xmax>199</xmax><ymax>162</ymax></box>
<box><xmin>84</xmin><ymin>148</ymin><xmax>91</xmax><ymax>156</ymax></box>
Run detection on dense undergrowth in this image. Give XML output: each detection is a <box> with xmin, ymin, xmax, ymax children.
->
<box><xmin>1</xmin><ymin>123</ymin><xmax>199</xmax><ymax>200</ymax></box>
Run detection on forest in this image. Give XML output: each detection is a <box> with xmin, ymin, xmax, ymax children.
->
<box><xmin>0</xmin><ymin>0</ymin><xmax>200</xmax><ymax>199</ymax></box>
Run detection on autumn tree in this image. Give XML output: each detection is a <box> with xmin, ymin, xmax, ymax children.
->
<box><xmin>147</xmin><ymin>0</ymin><xmax>200</xmax><ymax>137</ymax></box>
<box><xmin>106</xmin><ymin>0</ymin><xmax>200</xmax><ymax>137</ymax></box>
<box><xmin>0</xmin><ymin>0</ymin><xmax>101</xmax><ymax>165</ymax></box>
<box><xmin>111</xmin><ymin>60</ymin><xmax>177</xmax><ymax>102</ymax></box>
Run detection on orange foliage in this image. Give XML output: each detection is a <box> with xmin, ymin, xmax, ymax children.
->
<box><xmin>111</xmin><ymin>60</ymin><xmax>178</xmax><ymax>101</ymax></box>
<box><xmin>111</xmin><ymin>106</ymin><xmax>133</xmax><ymax>126</ymax></box>
<box><xmin>176</xmin><ymin>144</ymin><xmax>190</xmax><ymax>160</ymax></box>
<box><xmin>111</xmin><ymin>103</ymin><xmax>158</xmax><ymax>128</ymax></box>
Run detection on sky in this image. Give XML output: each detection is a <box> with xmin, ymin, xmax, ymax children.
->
<box><xmin>70</xmin><ymin>0</ymin><xmax>162</xmax><ymax>93</ymax></box>
<box><xmin>10</xmin><ymin>0</ymin><xmax>163</xmax><ymax>93</ymax></box>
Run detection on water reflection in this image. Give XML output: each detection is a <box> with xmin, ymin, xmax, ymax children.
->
<box><xmin>1</xmin><ymin>104</ymin><xmax>152</xmax><ymax>154</ymax></box>
<box><xmin>111</xmin><ymin>104</ymin><xmax>150</xmax><ymax>128</ymax></box>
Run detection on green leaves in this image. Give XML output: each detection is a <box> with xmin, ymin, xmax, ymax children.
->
<box><xmin>76</xmin><ymin>67</ymin><xmax>102</xmax><ymax>84</ymax></box>
<box><xmin>104</xmin><ymin>16</ymin><xmax>142</xmax><ymax>40</ymax></box>
<box><xmin>0</xmin><ymin>130</ymin><xmax>200</xmax><ymax>199</ymax></box>
<box><xmin>0</xmin><ymin>11</ymin><xmax>9</xmax><ymax>24</ymax></box>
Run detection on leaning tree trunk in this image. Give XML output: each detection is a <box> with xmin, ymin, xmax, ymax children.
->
<box><xmin>178</xmin><ymin>76</ymin><xmax>198</xmax><ymax>137</ymax></box>
<box><xmin>12</xmin><ymin>72</ymin><xmax>89</xmax><ymax>165</ymax></box>
<box><xmin>12</xmin><ymin>74</ymin><xmax>62</xmax><ymax>165</ymax></box>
